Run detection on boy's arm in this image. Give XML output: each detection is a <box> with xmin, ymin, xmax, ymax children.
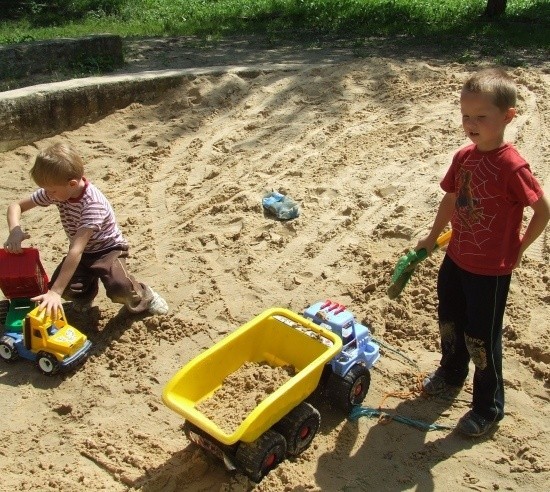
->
<box><xmin>4</xmin><ymin>198</ymin><xmax>36</xmax><ymax>253</ymax></box>
<box><xmin>416</xmin><ymin>192</ymin><xmax>455</xmax><ymax>252</ymax></box>
<box><xmin>515</xmin><ymin>193</ymin><xmax>550</xmax><ymax>268</ymax></box>
<box><xmin>31</xmin><ymin>227</ymin><xmax>95</xmax><ymax>318</ymax></box>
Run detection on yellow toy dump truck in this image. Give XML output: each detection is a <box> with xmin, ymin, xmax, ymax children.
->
<box><xmin>163</xmin><ymin>302</ymin><xmax>380</xmax><ymax>482</ymax></box>
<box><xmin>0</xmin><ymin>305</ymin><xmax>92</xmax><ymax>375</ymax></box>
<box><xmin>0</xmin><ymin>248</ymin><xmax>92</xmax><ymax>375</ymax></box>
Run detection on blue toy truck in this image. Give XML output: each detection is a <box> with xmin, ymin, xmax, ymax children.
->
<box><xmin>303</xmin><ymin>299</ymin><xmax>380</xmax><ymax>411</ymax></box>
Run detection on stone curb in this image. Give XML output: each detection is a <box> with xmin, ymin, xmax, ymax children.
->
<box><xmin>0</xmin><ymin>34</ymin><xmax>123</xmax><ymax>81</ymax></box>
<box><xmin>0</xmin><ymin>63</ymin><xmax>316</xmax><ymax>152</ymax></box>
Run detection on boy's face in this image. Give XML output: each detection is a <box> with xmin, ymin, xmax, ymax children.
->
<box><xmin>460</xmin><ymin>91</ymin><xmax>515</xmax><ymax>152</ymax></box>
<box><xmin>41</xmin><ymin>179</ymin><xmax>81</xmax><ymax>202</ymax></box>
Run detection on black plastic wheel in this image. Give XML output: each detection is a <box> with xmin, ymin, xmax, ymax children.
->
<box><xmin>0</xmin><ymin>336</ymin><xmax>19</xmax><ymax>362</ymax></box>
<box><xmin>235</xmin><ymin>429</ymin><xmax>286</xmax><ymax>482</ymax></box>
<box><xmin>0</xmin><ymin>300</ymin><xmax>9</xmax><ymax>326</ymax></box>
<box><xmin>273</xmin><ymin>401</ymin><xmax>320</xmax><ymax>456</ymax></box>
<box><xmin>326</xmin><ymin>364</ymin><xmax>371</xmax><ymax>413</ymax></box>
<box><xmin>36</xmin><ymin>351</ymin><xmax>60</xmax><ymax>375</ymax></box>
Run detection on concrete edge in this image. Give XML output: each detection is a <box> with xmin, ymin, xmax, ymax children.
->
<box><xmin>0</xmin><ymin>63</ymin><xmax>322</xmax><ymax>153</ymax></box>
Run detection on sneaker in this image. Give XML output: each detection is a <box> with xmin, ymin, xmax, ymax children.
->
<box><xmin>456</xmin><ymin>410</ymin><xmax>497</xmax><ymax>437</ymax></box>
<box><xmin>147</xmin><ymin>289</ymin><xmax>169</xmax><ymax>315</ymax></box>
<box><xmin>422</xmin><ymin>370</ymin><xmax>460</xmax><ymax>396</ymax></box>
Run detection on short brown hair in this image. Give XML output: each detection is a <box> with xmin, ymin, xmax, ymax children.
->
<box><xmin>31</xmin><ymin>142</ymin><xmax>84</xmax><ymax>186</ymax></box>
<box><xmin>462</xmin><ymin>68</ymin><xmax>517</xmax><ymax>111</ymax></box>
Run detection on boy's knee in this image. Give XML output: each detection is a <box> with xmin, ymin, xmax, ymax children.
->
<box><xmin>69</xmin><ymin>281</ymin><xmax>86</xmax><ymax>294</ymax></box>
<box><xmin>465</xmin><ymin>334</ymin><xmax>487</xmax><ymax>369</ymax></box>
<box><xmin>67</xmin><ymin>279</ymin><xmax>98</xmax><ymax>300</ymax></box>
<box><xmin>439</xmin><ymin>321</ymin><xmax>457</xmax><ymax>352</ymax></box>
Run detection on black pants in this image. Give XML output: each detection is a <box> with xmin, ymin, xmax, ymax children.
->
<box><xmin>437</xmin><ymin>255</ymin><xmax>511</xmax><ymax>422</ymax></box>
<box><xmin>49</xmin><ymin>247</ymin><xmax>151</xmax><ymax>313</ymax></box>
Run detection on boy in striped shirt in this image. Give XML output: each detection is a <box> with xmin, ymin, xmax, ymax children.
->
<box><xmin>3</xmin><ymin>142</ymin><xmax>168</xmax><ymax>318</ymax></box>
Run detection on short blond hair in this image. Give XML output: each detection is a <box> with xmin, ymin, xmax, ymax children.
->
<box><xmin>462</xmin><ymin>68</ymin><xmax>517</xmax><ymax>111</ymax></box>
<box><xmin>31</xmin><ymin>142</ymin><xmax>85</xmax><ymax>186</ymax></box>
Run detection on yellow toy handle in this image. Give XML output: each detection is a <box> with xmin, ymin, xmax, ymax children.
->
<box><xmin>436</xmin><ymin>229</ymin><xmax>452</xmax><ymax>249</ymax></box>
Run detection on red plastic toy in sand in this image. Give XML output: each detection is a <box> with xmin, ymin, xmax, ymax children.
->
<box><xmin>0</xmin><ymin>248</ymin><xmax>49</xmax><ymax>299</ymax></box>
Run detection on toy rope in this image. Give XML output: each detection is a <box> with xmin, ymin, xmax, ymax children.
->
<box><xmin>354</xmin><ymin>337</ymin><xmax>453</xmax><ymax>431</ymax></box>
<box><xmin>372</xmin><ymin>337</ymin><xmax>420</xmax><ymax>370</ymax></box>
<box><xmin>349</xmin><ymin>405</ymin><xmax>452</xmax><ymax>431</ymax></box>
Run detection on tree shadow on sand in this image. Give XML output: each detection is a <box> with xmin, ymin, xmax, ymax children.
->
<box><xmin>314</xmin><ymin>386</ymin><xmax>497</xmax><ymax>491</ymax></box>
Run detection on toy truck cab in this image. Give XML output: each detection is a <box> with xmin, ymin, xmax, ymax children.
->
<box><xmin>303</xmin><ymin>300</ymin><xmax>380</xmax><ymax>411</ymax></box>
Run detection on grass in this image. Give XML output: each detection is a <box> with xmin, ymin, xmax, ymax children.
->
<box><xmin>0</xmin><ymin>0</ymin><xmax>548</xmax><ymax>50</ymax></box>
<box><xmin>0</xmin><ymin>0</ymin><xmax>547</xmax><ymax>88</ymax></box>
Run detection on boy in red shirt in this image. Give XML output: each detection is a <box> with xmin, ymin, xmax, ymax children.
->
<box><xmin>416</xmin><ymin>68</ymin><xmax>549</xmax><ymax>436</ymax></box>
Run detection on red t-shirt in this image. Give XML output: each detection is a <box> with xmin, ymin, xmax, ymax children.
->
<box><xmin>441</xmin><ymin>143</ymin><xmax>543</xmax><ymax>275</ymax></box>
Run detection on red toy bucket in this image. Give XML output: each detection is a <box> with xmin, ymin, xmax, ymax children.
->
<box><xmin>0</xmin><ymin>248</ymin><xmax>49</xmax><ymax>299</ymax></box>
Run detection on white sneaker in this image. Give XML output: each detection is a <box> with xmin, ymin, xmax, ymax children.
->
<box><xmin>147</xmin><ymin>289</ymin><xmax>169</xmax><ymax>315</ymax></box>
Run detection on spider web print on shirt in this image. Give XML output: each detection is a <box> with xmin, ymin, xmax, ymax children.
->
<box><xmin>453</xmin><ymin>154</ymin><xmax>500</xmax><ymax>258</ymax></box>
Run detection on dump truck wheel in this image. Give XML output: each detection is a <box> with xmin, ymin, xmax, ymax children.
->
<box><xmin>273</xmin><ymin>401</ymin><xmax>320</xmax><ymax>456</ymax></box>
<box><xmin>36</xmin><ymin>352</ymin><xmax>60</xmax><ymax>375</ymax></box>
<box><xmin>0</xmin><ymin>300</ymin><xmax>9</xmax><ymax>326</ymax></box>
<box><xmin>235</xmin><ymin>429</ymin><xmax>286</xmax><ymax>482</ymax></box>
<box><xmin>326</xmin><ymin>364</ymin><xmax>371</xmax><ymax>412</ymax></box>
<box><xmin>0</xmin><ymin>336</ymin><xmax>19</xmax><ymax>361</ymax></box>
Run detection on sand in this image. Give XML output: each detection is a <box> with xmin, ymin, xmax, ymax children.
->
<box><xmin>0</xmin><ymin>39</ymin><xmax>549</xmax><ymax>491</ymax></box>
<box><xmin>195</xmin><ymin>361</ymin><xmax>295</xmax><ymax>435</ymax></box>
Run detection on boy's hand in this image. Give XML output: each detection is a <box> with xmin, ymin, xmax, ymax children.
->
<box><xmin>3</xmin><ymin>226</ymin><xmax>31</xmax><ymax>253</ymax></box>
<box><xmin>415</xmin><ymin>235</ymin><xmax>437</xmax><ymax>254</ymax></box>
<box><xmin>31</xmin><ymin>290</ymin><xmax>64</xmax><ymax>320</ymax></box>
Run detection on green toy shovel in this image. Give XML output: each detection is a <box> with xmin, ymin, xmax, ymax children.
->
<box><xmin>387</xmin><ymin>230</ymin><xmax>452</xmax><ymax>299</ymax></box>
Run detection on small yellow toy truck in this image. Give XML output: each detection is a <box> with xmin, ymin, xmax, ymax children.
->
<box><xmin>0</xmin><ymin>248</ymin><xmax>92</xmax><ymax>375</ymax></box>
<box><xmin>0</xmin><ymin>305</ymin><xmax>92</xmax><ymax>375</ymax></box>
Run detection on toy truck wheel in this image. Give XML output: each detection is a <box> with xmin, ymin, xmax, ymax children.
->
<box><xmin>0</xmin><ymin>299</ymin><xmax>9</xmax><ymax>325</ymax></box>
<box><xmin>36</xmin><ymin>352</ymin><xmax>60</xmax><ymax>375</ymax></box>
<box><xmin>235</xmin><ymin>429</ymin><xmax>287</xmax><ymax>483</ymax></box>
<box><xmin>273</xmin><ymin>401</ymin><xmax>320</xmax><ymax>456</ymax></box>
<box><xmin>0</xmin><ymin>336</ymin><xmax>19</xmax><ymax>361</ymax></box>
<box><xmin>326</xmin><ymin>364</ymin><xmax>371</xmax><ymax>412</ymax></box>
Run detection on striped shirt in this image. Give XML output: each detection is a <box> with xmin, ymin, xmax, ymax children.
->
<box><xmin>31</xmin><ymin>179</ymin><xmax>127</xmax><ymax>253</ymax></box>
